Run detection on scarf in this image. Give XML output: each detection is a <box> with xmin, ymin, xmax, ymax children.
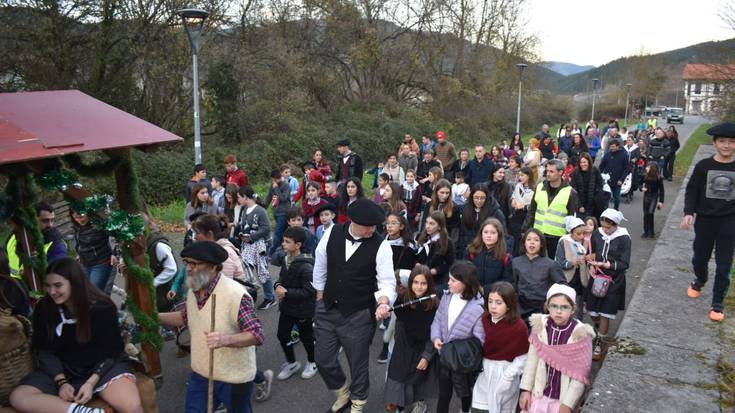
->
<box><xmin>56</xmin><ymin>307</ymin><xmax>76</xmax><ymax>336</ymax></box>
<box><xmin>529</xmin><ymin>333</ymin><xmax>592</xmax><ymax>385</ymax></box>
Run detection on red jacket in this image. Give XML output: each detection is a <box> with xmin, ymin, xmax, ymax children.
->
<box><xmin>293</xmin><ymin>170</ymin><xmax>327</xmax><ymax>204</ymax></box>
<box><xmin>226</xmin><ymin>168</ymin><xmax>249</xmax><ymax>188</ymax></box>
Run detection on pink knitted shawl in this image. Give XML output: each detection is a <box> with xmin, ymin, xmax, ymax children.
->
<box><xmin>529</xmin><ymin>333</ymin><xmax>592</xmax><ymax>385</ymax></box>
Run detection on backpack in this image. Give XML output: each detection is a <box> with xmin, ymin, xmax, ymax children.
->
<box><xmin>147</xmin><ymin>232</ymin><xmax>178</xmax><ymax>278</ymax></box>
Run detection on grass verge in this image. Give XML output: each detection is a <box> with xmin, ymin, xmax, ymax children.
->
<box><xmin>674</xmin><ymin>123</ymin><xmax>712</xmax><ymax>177</ymax></box>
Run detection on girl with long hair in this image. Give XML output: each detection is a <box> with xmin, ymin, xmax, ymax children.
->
<box><xmin>430</xmin><ymin>262</ymin><xmax>485</xmax><ymax>413</ymax></box>
<box><xmin>472</xmin><ymin>282</ymin><xmax>528</xmax><ymax>413</ymax></box>
<box><xmin>461</xmin><ymin>185</ymin><xmax>506</xmax><ymax>256</ymax></box>
<box><xmin>383</xmin><ymin>264</ymin><xmax>440</xmax><ymax>413</ymax></box>
<box><xmin>570</xmin><ymin>152</ymin><xmax>604</xmax><ymax>219</ymax></box>
<box><xmin>184</xmin><ymin>183</ymin><xmax>213</xmax><ymax>230</ymax></box>
<box><xmin>10</xmin><ymin>257</ymin><xmax>142</xmax><ymax>413</ymax></box>
<box><xmin>416</xmin><ymin>211</ymin><xmax>455</xmax><ymax>290</ymax></box>
<box><xmin>641</xmin><ymin>162</ymin><xmax>665</xmax><ymax>238</ymax></box>
<box><xmin>466</xmin><ymin>219</ymin><xmax>513</xmax><ymax>293</ymax></box>
<box><xmin>487</xmin><ymin>164</ymin><xmax>513</xmax><ymax>224</ymax></box>
<box><xmin>235</xmin><ymin>185</ymin><xmax>275</xmax><ymax>308</ymax></box>
<box><xmin>337</xmin><ymin>177</ymin><xmax>365</xmax><ymax>224</ymax></box>
<box><xmin>381</xmin><ymin>182</ymin><xmax>407</xmax><ymax>218</ymax></box>
<box><xmin>301</xmin><ymin>182</ymin><xmax>329</xmax><ymax>234</ymax></box>
<box><xmin>425</xmin><ymin>179</ymin><xmax>460</xmax><ymax>242</ymax></box>
<box><xmin>523</xmin><ymin>138</ymin><xmax>542</xmax><ymax>182</ymax></box>
<box><xmin>223</xmin><ymin>183</ymin><xmax>240</xmax><ymax>223</ymax></box>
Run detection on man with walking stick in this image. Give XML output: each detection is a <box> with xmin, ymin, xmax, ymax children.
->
<box><xmin>160</xmin><ymin>241</ymin><xmax>263</xmax><ymax>413</ymax></box>
<box><xmin>313</xmin><ymin>198</ymin><xmax>397</xmax><ymax>412</ymax></box>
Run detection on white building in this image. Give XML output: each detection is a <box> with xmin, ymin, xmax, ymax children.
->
<box><xmin>683</xmin><ymin>64</ymin><xmax>735</xmax><ymax>115</ymax></box>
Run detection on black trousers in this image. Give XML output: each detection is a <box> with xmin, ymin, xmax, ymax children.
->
<box><xmin>545</xmin><ymin>235</ymin><xmax>560</xmax><ymax>259</ymax></box>
<box><xmin>277</xmin><ymin>312</ymin><xmax>315</xmax><ymax>364</ymax></box>
<box><xmin>436</xmin><ymin>370</ymin><xmax>472</xmax><ymax>413</ymax></box>
<box><xmin>642</xmin><ymin>194</ymin><xmax>658</xmax><ymax>235</ymax></box>
<box><xmin>692</xmin><ymin>215</ymin><xmax>735</xmax><ymax>310</ymax></box>
<box><xmin>664</xmin><ymin>153</ymin><xmax>676</xmax><ymax>179</ymax></box>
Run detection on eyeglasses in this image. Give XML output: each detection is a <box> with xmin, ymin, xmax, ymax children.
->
<box><xmin>183</xmin><ymin>259</ymin><xmax>207</xmax><ymax>268</ymax></box>
<box><xmin>548</xmin><ymin>303</ymin><xmax>573</xmax><ymax>313</ymax></box>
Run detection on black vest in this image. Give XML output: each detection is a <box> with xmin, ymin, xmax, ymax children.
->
<box><xmin>324</xmin><ymin>223</ymin><xmax>382</xmax><ymax>315</ymax></box>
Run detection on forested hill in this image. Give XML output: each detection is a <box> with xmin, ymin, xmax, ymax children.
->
<box><xmin>551</xmin><ymin>38</ymin><xmax>735</xmax><ymax>94</ymax></box>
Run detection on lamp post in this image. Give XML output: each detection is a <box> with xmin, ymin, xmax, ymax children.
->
<box><xmin>515</xmin><ymin>63</ymin><xmax>528</xmax><ymax>134</ymax></box>
<box><xmin>591</xmin><ymin>78</ymin><xmax>599</xmax><ymax>121</ymax></box>
<box><xmin>624</xmin><ymin>83</ymin><xmax>632</xmax><ymax>125</ymax></box>
<box><xmin>178</xmin><ymin>8</ymin><xmax>209</xmax><ymax>165</ymax></box>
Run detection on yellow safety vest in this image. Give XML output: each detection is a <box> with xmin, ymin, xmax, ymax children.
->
<box><xmin>533</xmin><ymin>183</ymin><xmax>572</xmax><ymax>237</ymax></box>
<box><xmin>6</xmin><ymin>235</ymin><xmax>52</xmax><ymax>280</ymax></box>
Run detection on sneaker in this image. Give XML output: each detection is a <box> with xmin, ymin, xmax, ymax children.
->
<box><xmin>710</xmin><ymin>309</ymin><xmax>725</xmax><ymax>322</ymax></box>
<box><xmin>379</xmin><ymin>322</ymin><xmax>387</xmax><ymax>330</ymax></box>
<box><xmin>687</xmin><ymin>281</ymin><xmax>702</xmax><ymax>298</ymax></box>
<box><xmin>301</xmin><ymin>361</ymin><xmax>318</xmax><ymax>379</ymax></box>
<box><xmin>592</xmin><ymin>342</ymin><xmax>604</xmax><ymax>361</ymax></box>
<box><xmin>254</xmin><ymin>370</ymin><xmax>273</xmax><ymax>402</ymax></box>
<box><xmin>258</xmin><ymin>299</ymin><xmax>276</xmax><ymax>310</ymax></box>
<box><xmin>287</xmin><ymin>328</ymin><xmax>301</xmax><ymax>346</ymax></box>
<box><xmin>277</xmin><ymin>361</ymin><xmax>302</xmax><ymax>380</ymax></box>
<box><xmin>409</xmin><ymin>401</ymin><xmax>427</xmax><ymax>413</ymax></box>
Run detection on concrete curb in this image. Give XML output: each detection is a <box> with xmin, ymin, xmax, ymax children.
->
<box><xmin>583</xmin><ymin>145</ymin><xmax>721</xmax><ymax>413</ymax></box>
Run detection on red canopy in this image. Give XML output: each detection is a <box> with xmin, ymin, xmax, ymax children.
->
<box><xmin>0</xmin><ymin>90</ymin><xmax>183</xmax><ymax>165</ymax></box>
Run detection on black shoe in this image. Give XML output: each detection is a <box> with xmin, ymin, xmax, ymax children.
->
<box><xmin>641</xmin><ymin>233</ymin><xmax>648</xmax><ymax>238</ymax></box>
<box><xmin>258</xmin><ymin>299</ymin><xmax>276</xmax><ymax>310</ymax></box>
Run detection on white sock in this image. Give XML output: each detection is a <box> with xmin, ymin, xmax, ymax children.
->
<box><xmin>68</xmin><ymin>403</ymin><xmax>105</xmax><ymax>413</ymax></box>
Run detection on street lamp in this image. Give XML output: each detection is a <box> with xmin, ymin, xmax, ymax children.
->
<box><xmin>624</xmin><ymin>83</ymin><xmax>632</xmax><ymax>124</ymax></box>
<box><xmin>591</xmin><ymin>78</ymin><xmax>599</xmax><ymax>121</ymax></box>
<box><xmin>178</xmin><ymin>8</ymin><xmax>209</xmax><ymax>165</ymax></box>
<box><xmin>515</xmin><ymin>63</ymin><xmax>528</xmax><ymax>134</ymax></box>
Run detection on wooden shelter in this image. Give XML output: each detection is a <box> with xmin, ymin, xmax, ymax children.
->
<box><xmin>0</xmin><ymin>90</ymin><xmax>183</xmax><ymax>406</ymax></box>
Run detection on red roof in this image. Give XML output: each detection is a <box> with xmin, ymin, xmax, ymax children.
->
<box><xmin>682</xmin><ymin>63</ymin><xmax>735</xmax><ymax>81</ymax></box>
<box><xmin>0</xmin><ymin>90</ymin><xmax>183</xmax><ymax>165</ymax></box>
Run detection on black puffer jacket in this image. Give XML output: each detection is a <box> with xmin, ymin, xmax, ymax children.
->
<box><xmin>73</xmin><ymin>224</ymin><xmax>112</xmax><ymax>266</ymax></box>
<box><xmin>274</xmin><ymin>254</ymin><xmax>316</xmax><ymax>319</ymax></box>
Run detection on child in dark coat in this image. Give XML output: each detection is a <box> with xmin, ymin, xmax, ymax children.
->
<box><xmin>273</xmin><ymin>227</ymin><xmax>318</xmax><ymax>380</ymax></box>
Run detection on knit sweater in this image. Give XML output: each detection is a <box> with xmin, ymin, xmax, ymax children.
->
<box><xmin>434</xmin><ymin>140</ymin><xmax>457</xmax><ymax>171</ymax></box>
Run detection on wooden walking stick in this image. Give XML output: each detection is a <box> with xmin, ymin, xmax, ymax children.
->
<box><xmin>208</xmin><ymin>294</ymin><xmax>217</xmax><ymax>413</ymax></box>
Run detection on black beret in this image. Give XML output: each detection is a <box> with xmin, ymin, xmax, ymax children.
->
<box><xmin>707</xmin><ymin>122</ymin><xmax>735</xmax><ymax>139</ymax></box>
<box><xmin>336</xmin><ymin>138</ymin><xmax>351</xmax><ymax>147</ymax></box>
<box><xmin>180</xmin><ymin>240</ymin><xmax>229</xmax><ymax>265</ymax></box>
<box><xmin>348</xmin><ymin>198</ymin><xmax>385</xmax><ymax>226</ymax></box>
<box><xmin>315</xmin><ymin>203</ymin><xmax>337</xmax><ymax>216</ymax></box>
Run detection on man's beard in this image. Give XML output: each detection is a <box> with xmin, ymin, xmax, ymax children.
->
<box><xmin>186</xmin><ymin>269</ymin><xmax>212</xmax><ymax>291</ymax></box>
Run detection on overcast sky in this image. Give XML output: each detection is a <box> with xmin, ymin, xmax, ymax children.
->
<box><xmin>526</xmin><ymin>0</ymin><xmax>734</xmax><ymax>67</ymax></box>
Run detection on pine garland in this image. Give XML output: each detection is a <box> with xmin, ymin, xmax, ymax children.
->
<box><xmin>63</xmin><ymin>153</ymin><xmax>123</xmax><ymax>178</ymax></box>
<box><xmin>39</xmin><ymin>169</ymin><xmax>82</xmax><ymax>191</ymax></box>
<box><xmin>6</xmin><ymin>171</ymin><xmax>48</xmax><ymax>286</ymax></box>
<box><xmin>121</xmin><ymin>241</ymin><xmax>163</xmax><ymax>352</ymax></box>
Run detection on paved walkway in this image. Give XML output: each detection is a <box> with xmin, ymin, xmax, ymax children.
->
<box><xmin>583</xmin><ymin>145</ymin><xmax>726</xmax><ymax>413</ymax></box>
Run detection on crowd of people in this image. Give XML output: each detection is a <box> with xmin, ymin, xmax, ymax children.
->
<box><xmin>2</xmin><ymin>118</ymin><xmax>734</xmax><ymax>413</ymax></box>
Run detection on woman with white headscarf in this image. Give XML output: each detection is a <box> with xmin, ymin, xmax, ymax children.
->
<box><xmin>584</xmin><ymin>209</ymin><xmax>631</xmax><ymax>361</ymax></box>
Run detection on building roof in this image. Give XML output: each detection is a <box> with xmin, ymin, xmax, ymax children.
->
<box><xmin>0</xmin><ymin>90</ymin><xmax>183</xmax><ymax>165</ymax></box>
<box><xmin>682</xmin><ymin>63</ymin><xmax>735</xmax><ymax>81</ymax></box>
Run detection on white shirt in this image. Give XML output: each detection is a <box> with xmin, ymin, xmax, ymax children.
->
<box><xmin>448</xmin><ymin>293</ymin><xmax>468</xmax><ymax>330</ymax></box>
<box><xmin>312</xmin><ymin>224</ymin><xmax>397</xmax><ymax>304</ymax></box>
<box><xmin>153</xmin><ymin>242</ymin><xmax>177</xmax><ymax>287</ymax></box>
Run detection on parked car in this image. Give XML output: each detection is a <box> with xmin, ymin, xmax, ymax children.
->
<box><xmin>667</xmin><ymin>108</ymin><xmax>684</xmax><ymax>124</ymax></box>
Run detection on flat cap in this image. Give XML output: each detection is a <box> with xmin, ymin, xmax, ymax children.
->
<box><xmin>336</xmin><ymin>138</ymin><xmax>351</xmax><ymax>147</ymax></box>
<box><xmin>180</xmin><ymin>240</ymin><xmax>228</xmax><ymax>265</ymax></box>
<box><xmin>315</xmin><ymin>203</ymin><xmax>337</xmax><ymax>216</ymax></box>
<box><xmin>348</xmin><ymin>198</ymin><xmax>385</xmax><ymax>226</ymax></box>
<box><xmin>707</xmin><ymin>122</ymin><xmax>735</xmax><ymax>139</ymax></box>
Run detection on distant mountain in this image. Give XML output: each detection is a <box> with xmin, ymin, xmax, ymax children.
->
<box><xmin>542</xmin><ymin>61</ymin><xmax>595</xmax><ymax>76</ymax></box>
<box><xmin>554</xmin><ymin>37</ymin><xmax>735</xmax><ymax>94</ymax></box>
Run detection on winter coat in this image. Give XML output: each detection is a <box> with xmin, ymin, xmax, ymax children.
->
<box><xmin>467</xmin><ymin>158</ymin><xmax>494</xmax><ymax>187</ymax></box>
<box><xmin>266</xmin><ymin>180</ymin><xmax>292</xmax><ymax>216</ymax></box>
<box><xmin>599</xmin><ymin>149</ymin><xmax>630</xmax><ymax>187</ymax></box>
<box><xmin>570</xmin><ymin>168</ymin><xmax>604</xmax><ymax>215</ymax></box>
<box><xmin>512</xmin><ymin>254</ymin><xmax>565</xmax><ymax>314</ymax></box>
<box><xmin>555</xmin><ymin>235</ymin><xmax>590</xmax><ymax>287</ymax></box>
<box><xmin>398</xmin><ymin>154</ymin><xmax>419</xmax><ymax>174</ymax></box>
<box><xmin>468</xmin><ymin>248</ymin><xmax>513</xmax><ymax>292</ymax></box>
<box><xmin>648</xmin><ymin>137</ymin><xmax>671</xmax><ymax>161</ymax></box>
<box><xmin>558</xmin><ymin>135</ymin><xmax>574</xmax><ymax>157</ymax></box>
<box><xmin>520</xmin><ymin>314</ymin><xmax>594</xmax><ymax>410</ymax></box>
<box><xmin>415</xmin><ymin>238</ymin><xmax>455</xmax><ymax>286</ymax></box>
<box><xmin>274</xmin><ymin>254</ymin><xmax>316</xmax><ymax>319</ymax></box>
<box><xmin>430</xmin><ymin>291</ymin><xmax>485</xmax><ymax>345</ymax></box>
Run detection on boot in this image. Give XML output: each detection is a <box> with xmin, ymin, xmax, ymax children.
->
<box><xmin>350</xmin><ymin>399</ymin><xmax>367</xmax><ymax>413</ymax></box>
<box><xmin>328</xmin><ymin>382</ymin><xmax>351</xmax><ymax>413</ymax></box>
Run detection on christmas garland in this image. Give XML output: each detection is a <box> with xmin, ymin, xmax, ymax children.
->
<box><xmin>39</xmin><ymin>168</ymin><xmax>161</xmax><ymax>352</ymax></box>
<box><xmin>6</xmin><ymin>171</ymin><xmax>48</xmax><ymax>286</ymax></box>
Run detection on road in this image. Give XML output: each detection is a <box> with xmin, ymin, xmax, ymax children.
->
<box><xmin>153</xmin><ymin>115</ymin><xmax>708</xmax><ymax>413</ymax></box>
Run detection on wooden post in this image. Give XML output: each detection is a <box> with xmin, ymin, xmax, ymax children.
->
<box><xmin>111</xmin><ymin>148</ymin><xmax>162</xmax><ymax>377</ymax></box>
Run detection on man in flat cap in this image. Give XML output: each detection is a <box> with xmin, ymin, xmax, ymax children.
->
<box><xmin>313</xmin><ymin>198</ymin><xmax>396</xmax><ymax>412</ymax></box>
<box><xmin>159</xmin><ymin>241</ymin><xmax>263</xmax><ymax>412</ymax></box>
<box><xmin>335</xmin><ymin>138</ymin><xmax>364</xmax><ymax>184</ymax></box>
<box><xmin>681</xmin><ymin>122</ymin><xmax>735</xmax><ymax>322</ymax></box>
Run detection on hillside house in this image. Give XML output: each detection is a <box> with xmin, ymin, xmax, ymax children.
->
<box><xmin>683</xmin><ymin>63</ymin><xmax>735</xmax><ymax>115</ymax></box>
